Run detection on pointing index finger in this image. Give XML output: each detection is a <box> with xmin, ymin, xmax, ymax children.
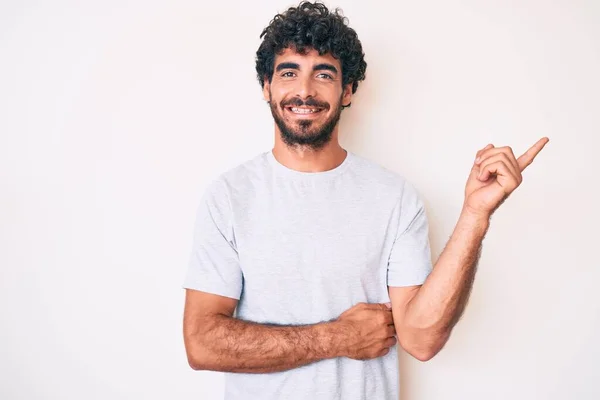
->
<box><xmin>517</xmin><ymin>137</ymin><xmax>550</xmax><ymax>171</ymax></box>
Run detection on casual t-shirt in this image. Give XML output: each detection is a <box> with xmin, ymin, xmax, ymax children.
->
<box><xmin>182</xmin><ymin>149</ymin><xmax>433</xmax><ymax>400</ymax></box>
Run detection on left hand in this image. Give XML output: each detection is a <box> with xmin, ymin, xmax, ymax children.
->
<box><xmin>463</xmin><ymin>137</ymin><xmax>550</xmax><ymax>218</ymax></box>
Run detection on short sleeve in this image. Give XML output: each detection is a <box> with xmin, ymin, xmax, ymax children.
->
<box><xmin>182</xmin><ymin>179</ymin><xmax>243</xmax><ymax>300</ymax></box>
<box><xmin>387</xmin><ymin>180</ymin><xmax>433</xmax><ymax>287</ymax></box>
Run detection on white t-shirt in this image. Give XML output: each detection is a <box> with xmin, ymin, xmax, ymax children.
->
<box><xmin>183</xmin><ymin>149</ymin><xmax>433</xmax><ymax>400</ymax></box>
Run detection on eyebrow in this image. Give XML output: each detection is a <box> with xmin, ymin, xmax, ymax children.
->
<box><xmin>275</xmin><ymin>62</ymin><xmax>339</xmax><ymax>75</ymax></box>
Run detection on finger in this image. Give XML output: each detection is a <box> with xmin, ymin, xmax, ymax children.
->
<box><xmin>517</xmin><ymin>137</ymin><xmax>550</xmax><ymax>171</ymax></box>
<box><xmin>479</xmin><ymin>161</ymin><xmax>520</xmax><ymax>192</ymax></box>
<box><xmin>378</xmin><ymin>348</ymin><xmax>391</xmax><ymax>357</ymax></box>
<box><xmin>472</xmin><ymin>144</ymin><xmax>495</xmax><ymax>178</ymax></box>
<box><xmin>475</xmin><ymin>146</ymin><xmax>520</xmax><ymax>172</ymax></box>
<box><xmin>478</xmin><ymin>153</ymin><xmax>521</xmax><ymax>182</ymax></box>
<box><xmin>383</xmin><ymin>311</ymin><xmax>394</xmax><ymax>323</ymax></box>
<box><xmin>387</xmin><ymin>325</ymin><xmax>396</xmax><ymax>337</ymax></box>
<box><xmin>372</xmin><ymin>303</ymin><xmax>392</xmax><ymax>311</ymax></box>
<box><xmin>479</xmin><ymin>159</ymin><xmax>513</xmax><ymax>182</ymax></box>
<box><xmin>367</xmin><ymin>303</ymin><xmax>393</xmax><ymax>314</ymax></box>
<box><xmin>475</xmin><ymin>143</ymin><xmax>494</xmax><ymax>162</ymax></box>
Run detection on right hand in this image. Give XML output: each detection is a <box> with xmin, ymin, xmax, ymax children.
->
<box><xmin>334</xmin><ymin>302</ymin><xmax>397</xmax><ymax>360</ymax></box>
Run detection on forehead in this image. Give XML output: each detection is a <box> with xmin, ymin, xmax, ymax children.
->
<box><xmin>274</xmin><ymin>47</ymin><xmax>341</xmax><ymax>70</ymax></box>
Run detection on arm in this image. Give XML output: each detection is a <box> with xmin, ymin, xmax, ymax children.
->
<box><xmin>393</xmin><ymin>138</ymin><xmax>548</xmax><ymax>360</ymax></box>
<box><xmin>183</xmin><ymin>288</ymin><xmax>344</xmax><ymax>373</ymax></box>
<box><xmin>390</xmin><ymin>207</ymin><xmax>489</xmax><ymax>361</ymax></box>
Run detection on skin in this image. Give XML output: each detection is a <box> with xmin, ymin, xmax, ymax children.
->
<box><xmin>262</xmin><ymin>47</ymin><xmax>353</xmax><ymax>173</ymax></box>
<box><xmin>259</xmin><ymin>46</ymin><xmax>552</xmax><ymax>361</ymax></box>
<box><xmin>389</xmin><ymin>138</ymin><xmax>550</xmax><ymax>361</ymax></box>
<box><xmin>183</xmin><ymin>47</ymin><xmax>398</xmax><ymax>373</ymax></box>
<box><xmin>183</xmin><ymin>44</ymin><xmax>551</xmax><ymax>369</ymax></box>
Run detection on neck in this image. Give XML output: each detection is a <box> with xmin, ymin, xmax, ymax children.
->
<box><xmin>271</xmin><ymin>138</ymin><xmax>347</xmax><ymax>173</ymax></box>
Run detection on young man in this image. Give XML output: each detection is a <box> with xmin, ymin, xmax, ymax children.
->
<box><xmin>182</xmin><ymin>2</ymin><xmax>548</xmax><ymax>399</ymax></box>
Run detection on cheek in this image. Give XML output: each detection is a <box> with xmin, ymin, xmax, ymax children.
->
<box><xmin>270</xmin><ymin>89</ymin><xmax>288</xmax><ymax>105</ymax></box>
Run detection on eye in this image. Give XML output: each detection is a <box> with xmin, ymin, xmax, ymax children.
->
<box><xmin>318</xmin><ymin>73</ymin><xmax>333</xmax><ymax>80</ymax></box>
<box><xmin>281</xmin><ymin>71</ymin><xmax>295</xmax><ymax>77</ymax></box>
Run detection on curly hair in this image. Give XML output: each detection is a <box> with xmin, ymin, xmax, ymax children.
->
<box><xmin>255</xmin><ymin>1</ymin><xmax>367</xmax><ymax>100</ymax></box>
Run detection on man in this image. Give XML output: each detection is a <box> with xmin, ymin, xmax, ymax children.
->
<box><xmin>181</xmin><ymin>2</ymin><xmax>549</xmax><ymax>399</ymax></box>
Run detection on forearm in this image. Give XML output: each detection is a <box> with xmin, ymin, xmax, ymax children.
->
<box><xmin>191</xmin><ymin>314</ymin><xmax>343</xmax><ymax>373</ymax></box>
<box><xmin>403</xmin><ymin>207</ymin><xmax>490</xmax><ymax>352</ymax></box>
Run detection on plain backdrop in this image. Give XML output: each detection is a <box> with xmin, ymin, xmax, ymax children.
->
<box><xmin>1</xmin><ymin>0</ymin><xmax>598</xmax><ymax>399</ymax></box>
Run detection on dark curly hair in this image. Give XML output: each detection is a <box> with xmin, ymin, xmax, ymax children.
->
<box><xmin>255</xmin><ymin>1</ymin><xmax>367</xmax><ymax>107</ymax></box>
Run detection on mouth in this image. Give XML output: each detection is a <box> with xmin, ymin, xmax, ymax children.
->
<box><xmin>284</xmin><ymin>106</ymin><xmax>325</xmax><ymax>117</ymax></box>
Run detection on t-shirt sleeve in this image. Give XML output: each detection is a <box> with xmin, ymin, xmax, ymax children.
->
<box><xmin>387</xmin><ymin>180</ymin><xmax>433</xmax><ymax>287</ymax></box>
<box><xmin>182</xmin><ymin>178</ymin><xmax>243</xmax><ymax>300</ymax></box>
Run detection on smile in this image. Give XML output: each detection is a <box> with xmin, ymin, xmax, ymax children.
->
<box><xmin>285</xmin><ymin>106</ymin><xmax>324</xmax><ymax>116</ymax></box>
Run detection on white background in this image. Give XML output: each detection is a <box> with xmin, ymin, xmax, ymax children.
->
<box><xmin>1</xmin><ymin>0</ymin><xmax>598</xmax><ymax>399</ymax></box>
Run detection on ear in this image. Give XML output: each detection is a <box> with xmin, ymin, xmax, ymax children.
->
<box><xmin>341</xmin><ymin>82</ymin><xmax>353</xmax><ymax>107</ymax></box>
<box><xmin>262</xmin><ymin>76</ymin><xmax>271</xmax><ymax>102</ymax></box>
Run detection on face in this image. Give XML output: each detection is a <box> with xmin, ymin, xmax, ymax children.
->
<box><xmin>263</xmin><ymin>47</ymin><xmax>353</xmax><ymax>151</ymax></box>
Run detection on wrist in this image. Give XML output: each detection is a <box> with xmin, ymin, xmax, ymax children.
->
<box><xmin>461</xmin><ymin>205</ymin><xmax>491</xmax><ymax>224</ymax></box>
<box><xmin>322</xmin><ymin>321</ymin><xmax>347</xmax><ymax>359</ymax></box>
<box><xmin>459</xmin><ymin>206</ymin><xmax>491</xmax><ymax>233</ymax></box>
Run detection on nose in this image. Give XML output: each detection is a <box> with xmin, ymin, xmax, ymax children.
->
<box><xmin>296</xmin><ymin>75</ymin><xmax>316</xmax><ymax>100</ymax></box>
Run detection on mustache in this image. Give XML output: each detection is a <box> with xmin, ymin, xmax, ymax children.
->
<box><xmin>282</xmin><ymin>97</ymin><xmax>329</xmax><ymax>109</ymax></box>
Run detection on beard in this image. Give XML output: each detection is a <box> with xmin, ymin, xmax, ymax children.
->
<box><xmin>268</xmin><ymin>90</ymin><xmax>343</xmax><ymax>151</ymax></box>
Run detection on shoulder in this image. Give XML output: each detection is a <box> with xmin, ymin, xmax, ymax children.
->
<box><xmin>349</xmin><ymin>151</ymin><xmax>421</xmax><ymax>199</ymax></box>
<box><xmin>202</xmin><ymin>151</ymin><xmax>269</xmax><ymax>201</ymax></box>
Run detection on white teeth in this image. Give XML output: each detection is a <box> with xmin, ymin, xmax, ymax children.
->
<box><xmin>290</xmin><ymin>107</ymin><xmax>319</xmax><ymax>114</ymax></box>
